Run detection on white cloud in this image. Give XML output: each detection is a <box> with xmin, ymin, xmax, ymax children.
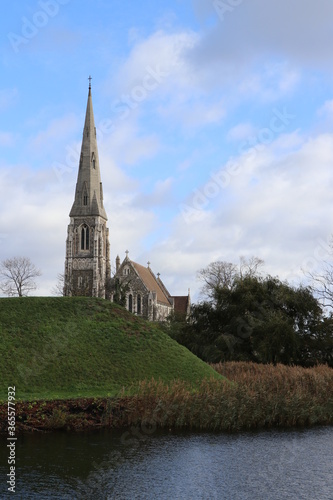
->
<box><xmin>100</xmin><ymin>120</ymin><xmax>160</xmax><ymax>167</ymax></box>
<box><xmin>318</xmin><ymin>100</ymin><xmax>333</xmax><ymax>117</ymax></box>
<box><xmin>111</xmin><ymin>30</ymin><xmax>198</xmax><ymax>95</ymax></box>
<box><xmin>147</xmin><ymin>129</ymin><xmax>333</xmax><ymax>300</ymax></box>
<box><xmin>227</xmin><ymin>122</ymin><xmax>256</xmax><ymax>142</ymax></box>
<box><xmin>131</xmin><ymin>177</ymin><xmax>175</xmax><ymax>209</ymax></box>
<box><xmin>237</xmin><ymin>64</ymin><xmax>300</xmax><ymax>102</ymax></box>
<box><xmin>29</xmin><ymin>113</ymin><xmax>80</xmax><ymax>154</ymax></box>
<box><xmin>158</xmin><ymin>98</ymin><xmax>225</xmax><ymax>129</ymax></box>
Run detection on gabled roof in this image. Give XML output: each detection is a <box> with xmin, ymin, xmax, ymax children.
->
<box><xmin>131</xmin><ymin>261</ymin><xmax>171</xmax><ymax>306</ymax></box>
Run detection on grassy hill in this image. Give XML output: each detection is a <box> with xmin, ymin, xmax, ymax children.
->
<box><xmin>0</xmin><ymin>297</ymin><xmax>222</xmax><ymax>401</ymax></box>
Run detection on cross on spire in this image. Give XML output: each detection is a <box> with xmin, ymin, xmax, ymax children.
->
<box><xmin>125</xmin><ymin>250</ymin><xmax>129</xmax><ymax>259</ymax></box>
<box><xmin>88</xmin><ymin>75</ymin><xmax>92</xmax><ymax>89</ymax></box>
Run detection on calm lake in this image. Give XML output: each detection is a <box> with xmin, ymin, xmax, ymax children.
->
<box><xmin>1</xmin><ymin>426</ymin><xmax>332</xmax><ymax>499</ymax></box>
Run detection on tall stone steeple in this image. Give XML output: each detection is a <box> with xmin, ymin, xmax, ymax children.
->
<box><xmin>64</xmin><ymin>79</ymin><xmax>111</xmax><ymax>298</ymax></box>
<box><xmin>69</xmin><ymin>79</ymin><xmax>107</xmax><ymax>220</ymax></box>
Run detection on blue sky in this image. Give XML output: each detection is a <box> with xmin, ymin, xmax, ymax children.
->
<box><xmin>1</xmin><ymin>0</ymin><xmax>333</xmax><ymax>299</ymax></box>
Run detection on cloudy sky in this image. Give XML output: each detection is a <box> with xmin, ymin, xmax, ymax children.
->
<box><xmin>1</xmin><ymin>0</ymin><xmax>333</xmax><ymax>299</ymax></box>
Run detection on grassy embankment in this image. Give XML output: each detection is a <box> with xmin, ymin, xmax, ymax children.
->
<box><xmin>0</xmin><ymin>296</ymin><xmax>222</xmax><ymax>401</ymax></box>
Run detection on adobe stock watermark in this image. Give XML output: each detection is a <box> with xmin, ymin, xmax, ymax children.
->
<box><xmin>53</xmin><ymin>63</ymin><xmax>175</xmax><ymax>182</ymax></box>
<box><xmin>8</xmin><ymin>0</ymin><xmax>70</xmax><ymax>54</ymax></box>
<box><xmin>180</xmin><ymin>107</ymin><xmax>295</xmax><ymax>224</ymax></box>
<box><xmin>213</xmin><ymin>0</ymin><xmax>244</xmax><ymax>22</ymax></box>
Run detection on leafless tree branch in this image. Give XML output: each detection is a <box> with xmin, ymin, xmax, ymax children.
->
<box><xmin>0</xmin><ymin>257</ymin><xmax>42</xmax><ymax>297</ymax></box>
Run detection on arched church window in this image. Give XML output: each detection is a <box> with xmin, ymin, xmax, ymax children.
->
<box><xmin>81</xmin><ymin>224</ymin><xmax>89</xmax><ymax>250</ymax></box>
<box><xmin>91</xmin><ymin>152</ymin><xmax>96</xmax><ymax>169</ymax></box>
<box><xmin>128</xmin><ymin>294</ymin><xmax>133</xmax><ymax>313</ymax></box>
<box><xmin>86</xmin><ymin>226</ymin><xmax>89</xmax><ymax>249</ymax></box>
<box><xmin>137</xmin><ymin>294</ymin><xmax>141</xmax><ymax>315</ymax></box>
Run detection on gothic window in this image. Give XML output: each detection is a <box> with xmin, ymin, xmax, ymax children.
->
<box><xmin>128</xmin><ymin>294</ymin><xmax>133</xmax><ymax>313</ymax></box>
<box><xmin>137</xmin><ymin>294</ymin><xmax>141</xmax><ymax>315</ymax></box>
<box><xmin>81</xmin><ymin>224</ymin><xmax>89</xmax><ymax>250</ymax></box>
<box><xmin>91</xmin><ymin>152</ymin><xmax>96</xmax><ymax>169</ymax></box>
<box><xmin>86</xmin><ymin>227</ymin><xmax>89</xmax><ymax>249</ymax></box>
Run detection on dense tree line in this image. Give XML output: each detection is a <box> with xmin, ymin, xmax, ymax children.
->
<box><xmin>167</xmin><ymin>260</ymin><xmax>333</xmax><ymax>367</ymax></box>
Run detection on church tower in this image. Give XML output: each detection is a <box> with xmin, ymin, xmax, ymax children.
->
<box><xmin>64</xmin><ymin>79</ymin><xmax>111</xmax><ymax>298</ymax></box>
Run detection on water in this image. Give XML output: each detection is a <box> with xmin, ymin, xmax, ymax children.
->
<box><xmin>0</xmin><ymin>426</ymin><xmax>332</xmax><ymax>499</ymax></box>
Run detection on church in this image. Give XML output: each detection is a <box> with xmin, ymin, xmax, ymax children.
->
<box><xmin>64</xmin><ymin>80</ymin><xmax>190</xmax><ymax>321</ymax></box>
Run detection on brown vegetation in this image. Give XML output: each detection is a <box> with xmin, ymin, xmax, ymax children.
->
<box><xmin>108</xmin><ymin>363</ymin><xmax>333</xmax><ymax>431</ymax></box>
<box><xmin>1</xmin><ymin>363</ymin><xmax>332</xmax><ymax>433</ymax></box>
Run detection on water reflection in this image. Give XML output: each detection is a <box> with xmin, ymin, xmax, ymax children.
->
<box><xmin>0</xmin><ymin>427</ymin><xmax>332</xmax><ymax>499</ymax></box>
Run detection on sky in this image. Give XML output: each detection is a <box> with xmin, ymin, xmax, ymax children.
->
<box><xmin>1</xmin><ymin>0</ymin><xmax>333</xmax><ymax>300</ymax></box>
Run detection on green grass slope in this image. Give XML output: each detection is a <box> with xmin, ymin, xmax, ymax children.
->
<box><xmin>0</xmin><ymin>297</ymin><xmax>222</xmax><ymax>400</ymax></box>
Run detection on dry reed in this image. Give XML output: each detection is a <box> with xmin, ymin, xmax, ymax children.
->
<box><xmin>107</xmin><ymin>363</ymin><xmax>333</xmax><ymax>431</ymax></box>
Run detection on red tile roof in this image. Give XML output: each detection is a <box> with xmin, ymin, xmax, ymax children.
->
<box><xmin>132</xmin><ymin>262</ymin><xmax>171</xmax><ymax>306</ymax></box>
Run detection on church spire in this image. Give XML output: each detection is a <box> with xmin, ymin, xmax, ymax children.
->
<box><xmin>69</xmin><ymin>79</ymin><xmax>107</xmax><ymax>220</ymax></box>
<box><xmin>64</xmin><ymin>79</ymin><xmax>111</xmax><ymax>298</ymax></box>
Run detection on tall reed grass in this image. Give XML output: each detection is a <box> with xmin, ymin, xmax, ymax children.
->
<box><xmin>108</xmin><ymin>363</ymin><xmax>333</xmax><ymax>431</ymax></box>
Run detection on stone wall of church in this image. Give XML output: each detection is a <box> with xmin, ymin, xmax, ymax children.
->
<box><xmin>114</xmin><ymin>267</ymin><xmax>150</xmax><ymax>319</ymax></box>
<box><xmin>154</xmin><ymin>302</ymin><xmax>173</xmax><ymax>321</ymax></box>
<box><xmin>112</xmin><ymin>261</ymin><xmax>174</xmax><ymax>321</ymax></box>
<box><xmin>72</xmin><ymin>269</ymin><xmax>93</xmax><ymax>296</ymax></box>
<box><xmin>125</xmin><ymin>276</ymin><xmax>150</xmax><ymax>318</ymax></box>
<box><xmin>64</xmin><ymin>216</ymin><xmax>110</xmax><ymax>298</ymax></box>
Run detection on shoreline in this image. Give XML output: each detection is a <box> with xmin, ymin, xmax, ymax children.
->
<box><xmin>1</xmin><ymin>378</ymin><xmax>332</xmax><ymax>434</ymax></box>
<box><xmin>1</xmin><ymin>362</ymin><xmax>332</xmax><ymax>434</ymax></box>
<box><xmin>1</xmin><ymin>396</ymin><xmax>332</xmax><ymax>434</ymax></box>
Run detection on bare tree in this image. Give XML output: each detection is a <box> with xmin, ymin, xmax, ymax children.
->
<box><xmin>197</xmin><ymin>261</ymin><xmax>238</xmax><ymax>300</ymax></box>
<box><xmin>305</xmin><ymin>262</ymin><xmax>333</xmax><ymax>311</ymax></box>
<box><xmin>301</xmin><ymin>236</ymin><xmax>333</xmax><ymax>311</ymax></box>
<box><xmin>198</xmin><ymin>256</ymin><xmax>265</xmax><ymax>301</ymax></box>
<box><xmin>52</xmin><ymin>273</ymin><xmax>66</xmax><ymax>296</ymax></box>
<box><xmin>0</xmin><ymin>257</ymin><xmax>42</xmax><ymax>297</ymax></box>
<box><xmin>239</xmin><ymin>256</ymin><xmax>264</xmax><ymax>279</ymax></box>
